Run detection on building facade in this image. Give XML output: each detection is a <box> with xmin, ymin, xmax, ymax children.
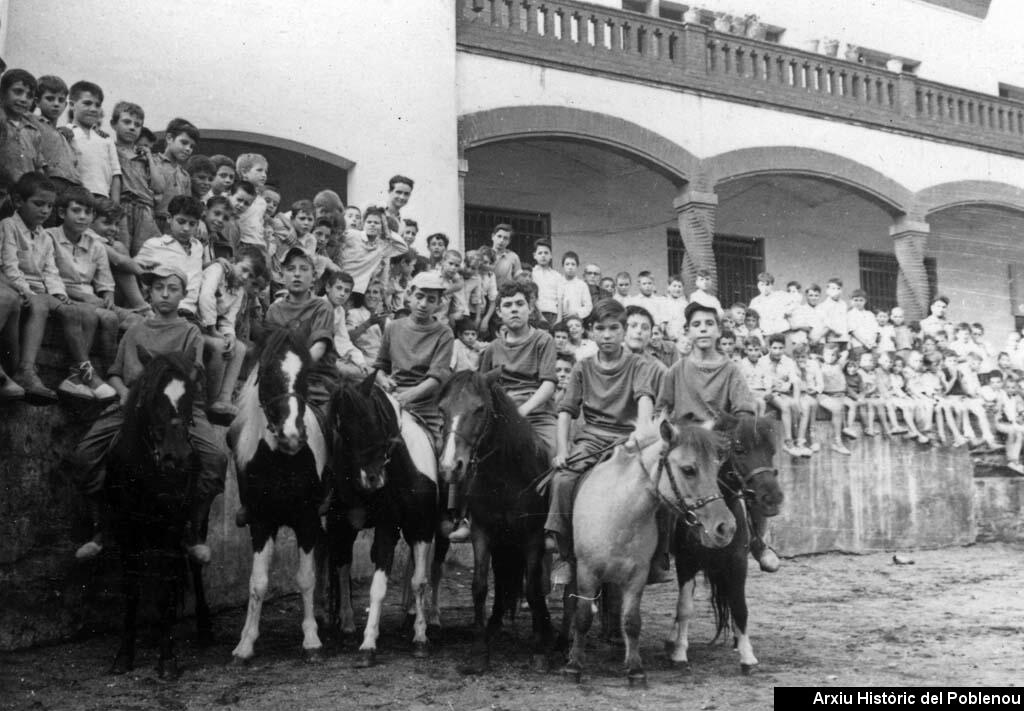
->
<box><xmin>4</xmin><ymin>0</ymin><xmax>1024</xmax><ymax>335</ymax></box>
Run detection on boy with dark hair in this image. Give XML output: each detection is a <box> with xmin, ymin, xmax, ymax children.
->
<box><xmin>136</xmin><ymin>195</ymin><xmax>205</xmax><ymax>317</ymax></box>
<box><xmin>34</xmin><ymin>75</ymin><xmax>82</xmax><ymax>195</ymax></box>
<box><xmin>491</xmin><ymin>223</ymin><xmax>520</xmax><ymax>288</ymax></box>
<box><xmin>847</xmin><ymin>288</ymin><xmax>878</xmax><ymax>351</ymax></box>
<box><xmin>0</xmin><ymin>172</ymin><xmax>115</xmax><ymax>402</ymax></box>
<box><xmin>559</xmin><ymin>250</ymin><xmax>592</xmax><ymax>322</ymax></box>
<box><xmin>401</xmin><ymin>218</ymin><xmax>419</xmax><ymax>251</ymax></box>
<box><xmin>425</xmin><ymin>232</ymin><xmax>449</xmax><ymax>270</ymax></box>
<box><xmin>544</xmin><ymin>298</ymin><xmax>661</xmax><ymax>569</ymax></box>
<box><xmin>89</xmin><ymin>197</ymin><xmax>149</xmax><ymax>310</ymax></box>
<box><xmin>374</xmin><ymin>270</ymin><xmax>454</xmax><ymax>476</ymax></box>
<box><xmin>613</xmin><ymin>271</ymin><xmax>634</xmax><ymax>307</ymax></box>
<box><xmin>67</xmin><ymin>81</ymin><xmax>121</xmax><ymax>201</ymax></box>
<box><xmin>1</xmin><ymin>69</ymin><xmax>45</xmax><ymax>180</ymax></box>
<box><xmin>817</xmin><ymin>277</ymin><xmax>849</xmax><ymax>346</ymax></box>
<box><xmin>748</xmin><ymin>271</ymin><xmax>788</xmax><ymax>338</ymax></box>
<box><xmin>339</xmin><ymin>205</ymin><xmax>408</xmax><ymax>295</ymax></box>
<box><xmin>385</xmin><ymin>175</ymin><xmax>414</xmax><ymax>233</ymax></box>
<box><xmin>758</xmin><ymin>332</ymin><xmax>803</xmax><ymax>456</ymax></box>
<box><xmin>72</xmin><ymin>264</ymin><xmax>226</xmax><ymax>562</ymax></box>
<box><xmin>451</xmin><ymin>315</ymin><xmax>482</xmax><ymax>372</ymax></box>
<box><xmin>689</xmin><ymin>268</ymin><xmax>722</xmax><ymax>314</ymax></box>
<box><xmin>153</xmin><ymin>118</ymin><xmax>199</xmax><ymax>231</ymax></box>
<box><xmin>531</xmin><ymin>238</ymin><xmax>563</xmax><ymax>325</ymax></box>
<box><xmin>110</xmin><ymin>101</ymin><xmax>163</xmax><ymax>255</ymax></box>
<box><xmin>208</xmin><ymin>155</ymin><xmax>235</xmax><ymax>199</ymax></box>
<box><xmin>656</xmin><ymin>300</ymin><xmax>779</xmax><ymax>572</ymax></box>
<box><xmin>186</xmin><ymin>155</ymin><xmax>217</xmax><ymax>202</ymax></box>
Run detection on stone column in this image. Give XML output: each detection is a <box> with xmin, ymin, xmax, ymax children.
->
<box><xmin>891</xmin><ymin>218</ymin><xmax>931</xmax><ymax>321</ymax></box>
<box><xmin>673</xmin><ymin>189</ymin><xmax>718</xmax><ymax>292</ymax></box>
<box><xmin>457</xmin><ymin>157</ymin><xmax>469</xmax><ymax>252</ymax></box>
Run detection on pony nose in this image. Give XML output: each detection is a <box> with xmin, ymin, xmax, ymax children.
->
<box><xmin>714</xmin><ymin>517</ymin><xmax>737</xmax><ymax>546</ymax></box>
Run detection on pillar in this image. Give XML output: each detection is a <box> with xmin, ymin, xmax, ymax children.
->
<box><xmin>457</xmin><ymin>157</ymin><xmax>469</xmax><ymax>252</ymax></box>
<box><xmin>673</xmin><ymin>188</ymin><xmax>718</xmax><ymax>293</ymax></box>
<box><xmin>891</xmin><ymin>217</ymin><xmax>930</xmax><ymax>321</ymax></box>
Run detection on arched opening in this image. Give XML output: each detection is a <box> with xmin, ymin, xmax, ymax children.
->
<box><xmin>191</xmin><ymin>130</ymin><xmax>354</xmax><ymax>206</ymax></box>
<box><xmin>464</xmin><ymin>137</ymin><xmax>682</xmax><ymax>283</ymax></box>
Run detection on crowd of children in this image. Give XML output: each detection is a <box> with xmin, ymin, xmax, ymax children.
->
<box><xmin>2</xmin><ymin>64</ymin><xmax>1021</xmax><ymax>570</ymax></box>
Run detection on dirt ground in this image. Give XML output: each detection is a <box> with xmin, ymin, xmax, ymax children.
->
<box><xmin>2</xmin><ymin>542</ymin><xmax>1022</xmax><ymax>711</ymax></box>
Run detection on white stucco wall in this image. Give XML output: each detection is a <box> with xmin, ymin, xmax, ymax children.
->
<box><xmin>5</xmin><ymin>0</ymin><xmax>460</xmax><ymax>240</ymax></box>
<box><xmin>588</xmin><ymin>0</ymin><xmax>1024</xmax><ymax>95</ymax></box>
<box><xmin>457</xmin><ymin>53</ymin><xmax>1024</xmax><ymax>194</ymax></box>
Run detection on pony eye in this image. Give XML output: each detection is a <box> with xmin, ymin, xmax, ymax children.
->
<box><xmin>681</xmin><ymin>465</ymin><xmax>697</xmax><ymax>478</ymax></box>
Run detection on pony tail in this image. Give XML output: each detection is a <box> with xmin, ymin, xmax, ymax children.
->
<box><xmin>704</xmin><ymin>568</ymin><xmax>733</xmax><ymax>643</ymax></box>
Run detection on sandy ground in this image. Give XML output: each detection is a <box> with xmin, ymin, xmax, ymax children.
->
<box><xmin>2</xmin><ymin>542</ymin><xmax>1023</xmax><ymax>711</ymax></box>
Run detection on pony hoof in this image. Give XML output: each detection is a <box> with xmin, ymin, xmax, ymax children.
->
<box><xmin>354</xmin><ymin>650</ymin><xmax>376</xmax><ymax>668</ymax></box>
<box><xmin>157</xmin><ymin>659</ymin><xmax>181</xmax><ymax>681</ymax></box>
<box><xmin>741</xmin><ymin>663</ymin><xmax>757</xmax><ymax>676</ymax></box>
<box><xmin>561</xmin><ymin>663</ymin><xmax>583</xmax><ymax>684</ymax></box>
<box><xmin>531</xmin><ymin>653</ymin><xmax>550</xmax><ymax>674</ymax></box>
<box><xmin>412</xmin><ymin>641</ymin><xmax>430</xmax><ymax>659</ymax></box>
<box><xmin>230</xmin><ymin>655</ymin><xmax>252</xmax><ymax>668</ymax></box>
<box><xmin>627</xmin><ymin>670</ymin><xmax>647</xmax><ymax>688</ymax></box>
<box><xmin>304</xmin><ymin>648</ymin><xmax>324</xmax><ymax>664</ymax></box>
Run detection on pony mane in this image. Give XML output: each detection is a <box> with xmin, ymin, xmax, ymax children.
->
<box><xmin>259</xmin><ymin>327</ymin><xmax>310</xmax><ymax>372</ymax></box>
<box><xmin>735</xmin><ymin>415</ymin><xmax>777</xmax><ymax>451</ymax></box>
<box><xmin>327</xmin><ymin>379</ymin><xmax>399</xmax><ymax>454</ymax></box>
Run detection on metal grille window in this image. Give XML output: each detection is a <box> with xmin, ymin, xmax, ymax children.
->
<box><xmin>465</xmin><ymin>205</ymin><xmax>551</xmax><ymax>262</ymax></box>
<box><xmin>667</xmin><ymin>230</ymin><xmax>765</xmax><ymax>306</ymax></box>
<box><xmin>858</xmin><ymin>250</ymin><xmax>937</xmax><ymax>312</ymax></box>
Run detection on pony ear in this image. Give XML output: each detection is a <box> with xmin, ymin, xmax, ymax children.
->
<box><xmin>483</xmin><ymin>366</ymin><xmax>503</xmax><ymax>385</ymax></box>
<box><xmin>136</xmin><ymin>344</ymin><xmax>154</xmax><ymax>365</ymax></box>
<box><xmin>659</xmin><ymin>418</ymin><xmax>676</xmax><ymax>443</ymax></box>
<box><xmin>359</xmin><ymin>370</ymin><xmax>377</xmax><ymax>396</ymax></box>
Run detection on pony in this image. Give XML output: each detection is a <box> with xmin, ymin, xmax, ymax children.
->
<box><xmin>104</xmin><ymin>346</ymin><xmax>208</xmax><ymax>680</ymax></box>
<box><xmin>563</xmin><ymin>420</ymin><xmax>735</xmax><ymax>687</ymax></box>
<box><xmin>324</xmin><ymin>372</ymin><xmax>444</xmax><ymax>667</ymax></box>
<box><xmin>227</xmin><ymin>327</ymin><xmax>328</xmax><ymax>664</ymax></box>
<box><xmin>667</xmin><ymin>414</ymin><xmax>785</xmax><ymax>674</ymax></box>
<box><xmin>437</xmin><ymin>369</ymin><xmax>553</xmax><ymax>674</ymax></box>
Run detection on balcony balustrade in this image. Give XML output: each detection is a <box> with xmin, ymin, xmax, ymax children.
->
<box><xmin>457</xmin><ymin>0</ymin><xmax>1024</xmax><ymax>157</ymax></box>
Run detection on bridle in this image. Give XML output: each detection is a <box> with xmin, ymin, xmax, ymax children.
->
<box><xmin>718</xmin><ymin>435</ymin><xmax>777</xmax><ymax>501</ymax></box>
<box><xmin>443</xmin><ymin>402</ymin><xmax>498</xmax><ymax>479</ymax></box>
<box><xmin>637</xmin><ymin>439</ymin><xmax>724</xmax><ymax>528</ymax></box>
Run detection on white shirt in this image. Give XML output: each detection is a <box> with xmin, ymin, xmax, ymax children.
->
<box><xmin>531</xmin><ymin>265</ymin><xmax>564</xmax><ymax>316</ymax></box>
<box><xmin>70</xmin><ymin>124</ymin><xmax>120</xmax><ymax>197</ymax></box>
<box><xmin>560</xmin><ymin>277</ymin><xmax>593</xmax><ymax>320</ymax></box>
<box><xmin>748</xmin><ymin>291</ymin><xmax>790</xmax><ymax>336</ymax></box>
<box><xmin>136</xmin><ymin>235</ymin><xmax>204</xmax><ymax>313</ymax></box>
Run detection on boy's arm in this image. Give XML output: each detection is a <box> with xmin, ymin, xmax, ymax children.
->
<box><xmin>110</xmin><ymin>376</ymin><xmax>130</xmax><ymax>405</ymax></box>
<box><xmin>91</xmin><ymin>240</ymin><xmax>116</xmax><ymax>304</ymax></box>
<box><xmin>0</xmin><ymin>226</ymin><xmax>32</xmax><ymax>298</ymax></box>
<box><xmin>517</xmin><ymin>381</ymin><xmax>555</xmax><ymax>418</ymax></box>
<box><xmin>110</xmin><ymin>174</ymin><xmax>122</xmax><ymax>204</ymax></box>
<box><xmin>197</xmin><ymin>265</ymin><xmax>222</xmax><ymax>331</ymax></box>
<box><xmin>40</xmin><ymin>240</ymin><xmax>68</xmax><ymax>298</ymax></box>
<box><xmin>553</xmin><ymin>411</ymin><xmax>573</xmax><ymax>467</ymax></box>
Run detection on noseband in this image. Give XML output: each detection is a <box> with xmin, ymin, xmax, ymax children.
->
<box><xmin>719</xmin><ymin>432</ymin><xmax>777</xmax><ymax>501</ymax></box>
<box><xmin>639</xmin><ymin>442</ymin><xmax>724</xmax><ymax>528</ymax></box>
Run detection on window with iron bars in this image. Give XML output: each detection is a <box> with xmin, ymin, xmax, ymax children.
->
<box><xmin>667</xmin><ymin>230</ymin><xmax>765</xmax><ymax>306</ymax></box>
<box><xmin>858</xmin><ymin>250</ymin><xmax>937</xmax><ymax>312</ymax></box>
<box><xmin>465</xmin><ymin>205</ymin><xmax>551</xmax><ymax>263</ymax></box>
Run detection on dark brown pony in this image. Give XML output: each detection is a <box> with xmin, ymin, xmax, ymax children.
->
<box><xmin>667</xmin><ymin>414</ymin><xmax>785</xmax><ymax>674</ymax></box>
<box><xmin>437</xmin><ymin>369</ymin><xmax>553</xmax><ymax>674</ymax></box>
<box><xmin>104</xmin><ymin>346</ymin><xmax>207</xmax><ymax>680</ymax></box>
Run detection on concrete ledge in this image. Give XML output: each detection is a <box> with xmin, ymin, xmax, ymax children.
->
<box><xmin>772</xmin><ymin>422</ymin><xmax>977</xmax><ymax>555</ymax></box>
<box><xmin>973</xmin><ymin>476</ymin><xmax>1024</xmax><ymax>543</ymax></box>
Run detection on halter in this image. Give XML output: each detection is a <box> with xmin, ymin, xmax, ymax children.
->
<box><xmin>638</xmin><ymin>439</ymin><xmax>724</xmax><ymax>528</ymax></box>
<box><xmin>718</xmin><ymin>429</ymin><xmax>778</xmax><ymax>502</ymax></box>
<box><xmin>444</xmin><ymin>401</ymin><xmax>498</xmax><ymax>480</ymax></box>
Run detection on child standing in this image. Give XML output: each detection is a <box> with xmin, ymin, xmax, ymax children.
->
<box><xmin>490</xmin><ymin>224</ymin><xmax>520</xmax><ymax>289</ymax></box>
<box><xmin>110</xmin><ymin>101</ymin><xmax>163</xmax><ymax>255</ymax></box>
<box><xmin>450</xmin><ymin>316</ymin><xmax>483</xmax><ymax>373</ymax></box>
<box><xmin>207</xmin><ymin>155</ymin><xmax>235</xmax><ymax>200</ymax></box>
<box><xmin>0</xmin><ymin>69</ymin><xmax>45</xmax><ymax>181</ymax></box>
<box><xmin>339</xmin><ymin>205</ymin><xmax>408</xmax><ymax>296</ymax></box>
<box><xmin>531</xmin><ymin>239</ymin><xmax>563</xmax><ymax>326</ymax></box>
<box><xmin>33</xmin><ymin>75</ymin><xmax>81</xmax><ymax>195</ymax></box>
<box><xmin>152</xmin><ymin>118</ymin><xmax>199</xmax><ymax>232</ymax></box>
<box><xmin>559</xmin><ymin>250</ymin><xmax>592</xmax><ymax>322</ymax></box>
<box><xmin>235</xmin><ymin>153</ymin><xmax>269</xmax><ymax>248</ymax></box>
<box><xmin>67</xmin><ymin>81</ymin><xmax>121</xmax><ymax>201</ymax></box>
<box><xmin>688</xmin><ymin>268</ymin><xmax>722</xmax><ymax>314</ymax></box>
<box><xmin>662</xmin><ymin>274</ymin><xmax>689</xmax><ymax>342</ymax></box>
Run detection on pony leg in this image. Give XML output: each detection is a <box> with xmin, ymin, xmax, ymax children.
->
<box><xmin>731</xmin><ymin>585</ymin><xmax>758</xmax><ymax>673</ymax></box>
<box><xmin>409</xmin><ymin>540</ymin><xmax>431</xmax><ymax>657</ymax></box>
<box><xmin>669</xmin><ymin>578</ymin><xmax>696</xmax><ymax>667</ymax></box>
<box><xmin>111</xmin><ymin>551</ymin><xmax>140</xmax><ymax>675</ymax></box>
<box><xmin>337</xmin><ymin>563</ymin><xmax>356</xmax><ymax>637</ymax></box>
<box><xmin>232</xmin><ymin>536</ymin><xmax>274</xmax><ymax>663</ymax></box>
<box><xmin>461</xmin><ymin>525</ymin><xmax>492</xmax><ymax>675</ymax></box>
<box><xmin>156</xmin><ymin>566</ymin><xmax>181</xmax><ymax>680</ymax></box>
<box><xmin>297</xmin><ymin>546</ymin><xmax>323</xmax><ymax>660</ymax></box>
<box><xmin>427</xmin><ymin>537</ymin><xmax>449</xmax><ymax>633</ymax></box>
<box><xmin>525</xmin><ymin>536</ymin><xmax>553</xmax><ymax>673</ymax></box>
<box><xmin>564</xmin><ymin>565</ymin><xmax>598</xmax><ymax>683</ymax></box>
<box><xmin>620</xmin><ymin>583</ymin><xmax>646</xmax><ymax>686</ymax></box>
<box><xmin>356</xmin><ymin>569</ymin><xmax>388</xmax><ymax>666</ymax></box>
<box><xmin>191</xmin><ymin>556</ymin><xmax>213</xmax><ymax>646</ymax></box>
